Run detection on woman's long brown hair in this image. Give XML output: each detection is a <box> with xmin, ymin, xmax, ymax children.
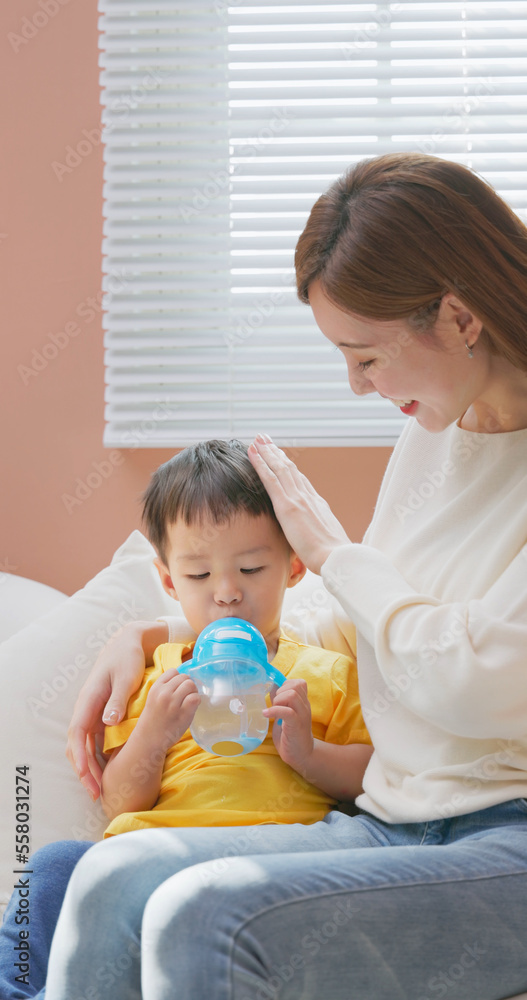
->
<box><xmin>295</xmin><ymin>153</ymin><xmax>527</xmax><ymax>370</ymax></box>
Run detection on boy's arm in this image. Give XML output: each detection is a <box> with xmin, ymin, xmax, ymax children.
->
<box><xmin>291</xmin><ymin>741</ymin><xmax>373</xmax><ymax>801</ymax></box>
<box><xmin>100</xmin><ymin>669</ymin><xmax>200</xmax><ymax>820</ymax></box>
<box><xmin>263</xmin><ymin>678</ymin><xmax>373</xmax><ymax>800</ymax></box>
<box><xmin>101</xmin><ymin>724</ymin><xmax>167</xmax><ymax>819</ymax></box>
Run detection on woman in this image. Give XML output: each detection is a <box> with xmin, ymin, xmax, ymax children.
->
<box><xmin>44</xmin><ymin>153</ymin><xmax>527</xmax><ymax>997</ymax></box>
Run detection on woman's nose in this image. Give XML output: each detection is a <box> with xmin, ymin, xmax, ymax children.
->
<box><xmin>347</xmin><ymin>366</ymin><xmax>376</xmax><ymax>396</ymax></box>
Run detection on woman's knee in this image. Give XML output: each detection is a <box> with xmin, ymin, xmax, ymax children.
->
<box><xmin>141</xmin><ymin>868</ymin><xmax>214</xmax><ymax>984</ymax></box>
<box><xmin>60</xmin><ymin>837</ymin><xmax>145</xmax><ymax>915</ymax></box>
<box><xmin>60</xmin><ymin>832</ymin><xmax>183</xmax><ymax>922</ymax></box>
<box><xmin>141</xmin><ymin>858</ymin><xmax>262</xmax><ymax>969</ymax></box>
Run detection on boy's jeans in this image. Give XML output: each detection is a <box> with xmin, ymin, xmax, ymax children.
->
<box><xmin>4</xmin><ymin>802</ymin><xmax>527</xmax><ymax>999</ymax></box>
<box><xmin>0</xmin><ymin>839</ymin><xmax>92</xmax><ymax>999</ymax></box>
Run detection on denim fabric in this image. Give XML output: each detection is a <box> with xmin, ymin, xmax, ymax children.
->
<box><xmin>0</xmin><ymin>840</ymin><xmax>93</xmax><ymax>1000</ymax></box>
<box><xmin>44</xmin><ymin>801</ymin><xmax>527</xmax><ymax>1000</ymax></box>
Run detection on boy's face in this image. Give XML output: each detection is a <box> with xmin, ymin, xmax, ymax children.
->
<box><xmin>154</xmin><ymin>511</ymin><xmax>306</xmax><ymax>646</ymax></box>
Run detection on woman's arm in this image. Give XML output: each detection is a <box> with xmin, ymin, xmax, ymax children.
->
<box><xmin>100</xmin><ymin>668</ymin><xmax>200</xmax><ymax>820</ymax></box>
<box><xmin>67</xmin><ymin>619</ymin><xmax>170</xmax><ymax>799</ymax></box>
<box><xmin>249</xmin><ymin>434</ymin><xmax>527</xmax><ymax>740</ymax></box>
<box><xmin>322</xmin><ymin>540</ymin><xmax>527</xmax><ymax>739</ymax></box>
<box><xmin>280</xmin><ymin>595</ymin><xmax>357</xmax><ymax>660</ymax></box>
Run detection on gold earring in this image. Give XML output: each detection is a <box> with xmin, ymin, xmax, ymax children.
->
<box><xmin>465</xmin><ymin>341</ymin><xmax>474</xmax><ymax>359</ymax></box>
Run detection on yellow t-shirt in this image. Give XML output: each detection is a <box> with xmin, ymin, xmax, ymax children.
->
<box><xmin>103</xmin><ymin>633</ymin><xmax>370</xmax><ymax>836</ymax></box>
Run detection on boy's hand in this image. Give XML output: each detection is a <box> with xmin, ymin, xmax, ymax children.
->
<box><xmin>140</xmin><ymin>669</ymin><xmax>201</xmax><ymax>752</ymax></box>
<box><xmin>262</xmin><ymin>678</ymin><xmax>314</xmax><ymax>774</ymax></box>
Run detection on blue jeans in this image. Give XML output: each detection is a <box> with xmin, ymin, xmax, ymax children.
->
<box><xmin>44</xmin><ymin>801</ymin><xmax>527</xmax><ymax>1000</ymax></box>
<box><xmin>0</xmin><ymin>840</ymin><xmax>93</xmax><ymax>1000</ymax></box>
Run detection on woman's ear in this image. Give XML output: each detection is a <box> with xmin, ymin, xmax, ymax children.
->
<box><xmin>439</xmin><ymin>293</ymin><xmax>483</xmax><ymax>346</ymax></box>
<box><xmin>286</xmin><ymin>552</ymin><xmax>307</xmax><ymax>589</ymax></box>
<box><xmin>154</xmin><ymin>557</ymin><xmax>179</xmax><ymax>601</ymax></box>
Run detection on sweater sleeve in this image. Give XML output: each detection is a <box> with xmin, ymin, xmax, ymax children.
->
<box><xmin>280</xmin><ymin>597</ymin><xmax>357</xmax><ymax>661</ymax></box>
<box><xmin>322</xmin><ymin>541</ymin><xmax>527</xmax><ymax>739</ymax></box>
<box><xmin>156</xmin><ymin>615</ymin><xmax>196</xmax><ymax>645</ymax></box>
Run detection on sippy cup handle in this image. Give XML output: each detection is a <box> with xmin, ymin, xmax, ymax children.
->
<box><xmin>265</xmin><ymin>664</ymin><xmax>287</xmax><ymax>726</ymax></box>
<box><xmin>266</xmin><ymin>664</ymin><xmax>287</xmax><ymax>688</ymax></box>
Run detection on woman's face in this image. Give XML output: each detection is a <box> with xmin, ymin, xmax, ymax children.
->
<box><xmin>308</xmin><ymin>279</ymin><xmax>483</xmax><ymax>433</ymax></box>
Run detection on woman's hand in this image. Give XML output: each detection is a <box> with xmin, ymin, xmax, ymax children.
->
<box><xmin>247</xmin><ymin>434</ymin><xmax>351</xmax><ymax>574</ymax></box>
<box><xmin>66</xmin><ymin>619</ymin><xmax>169</xmax><ymax>800</ymax></box>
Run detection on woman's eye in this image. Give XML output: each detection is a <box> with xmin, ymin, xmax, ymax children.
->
<box><xmin>357</xmin><ymin>359</ymin><xmax>374</xmax><ymax>372</ymax></box>
<box><xmin>241</xmin><ymin>566</ymin><xmax>264</xmax><ymax>575</ymax></box>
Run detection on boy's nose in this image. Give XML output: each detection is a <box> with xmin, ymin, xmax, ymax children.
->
<box><xmin>214</xmin><ymin>579</ymin><xmax>242</xmax><ymax>606</ymax></box>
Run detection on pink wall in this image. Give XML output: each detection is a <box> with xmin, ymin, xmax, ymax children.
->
<box><xmin>0</xmin><ymin>1</ymin><xmax>392</xmax><ymax>596</ymax></box>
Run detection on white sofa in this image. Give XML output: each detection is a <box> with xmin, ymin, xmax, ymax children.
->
<box><xmin>0</xmin><ymin>531</ymin><xmax>175</xmax><ymax>914</ymax></box>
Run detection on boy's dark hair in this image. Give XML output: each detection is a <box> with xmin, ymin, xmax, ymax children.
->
<box><xmin>142</xmin><ymin>439</ymin><xmax>282</xmax><ymax>564</ymax></box>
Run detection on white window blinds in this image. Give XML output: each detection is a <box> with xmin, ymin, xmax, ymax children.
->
<box><xmin>99</xmin><ymin>1</ymin><xmax>527</xmax><ymax>447</ymax></box>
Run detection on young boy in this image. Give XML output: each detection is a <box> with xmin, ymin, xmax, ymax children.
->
<box><xmin>101</xmin><ymin>438</ymin><xmax>371</xmax><ymax>834</ymax></box>
<box><xmin>0</xmin><ymin>439</ymin><xmax>370</xmax><ymax>1000</ymax></box>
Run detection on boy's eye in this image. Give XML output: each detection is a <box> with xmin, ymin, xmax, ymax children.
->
<box><xmin>241</xmin><ymin>566</ymin><xmax>264</xmax><ymax>574</ymax></box>
<box><xmin>188</xmin><ymin>573</ymin><xmax>209</xmax><ymax>580</ymax></box>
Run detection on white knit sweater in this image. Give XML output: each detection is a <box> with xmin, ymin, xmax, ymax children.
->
<box><xmin>163</xmin><ymin>418</ymin><xmax>527</xmax><ymax>823</ymax></box>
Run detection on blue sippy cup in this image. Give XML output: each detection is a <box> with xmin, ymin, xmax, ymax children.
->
<box><xmin>178</xmin><ymin>617</ymin><xmax>286</xmax><ymax>757</ymax></box>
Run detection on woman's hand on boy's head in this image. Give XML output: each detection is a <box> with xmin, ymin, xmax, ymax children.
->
<box><xmin>263</xmin><ymin>678</ymin><xmax>314</xmax><ymax>773</ymax></box>
<box><xmin>248</xmin><ymin>434</ymin><xmax>351</xmax><ymax>574</ymax></box>
<box><xmin>66</xmin><ymin>619</ymin><xmax>169</xmax><ymax>800</ymax></box>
